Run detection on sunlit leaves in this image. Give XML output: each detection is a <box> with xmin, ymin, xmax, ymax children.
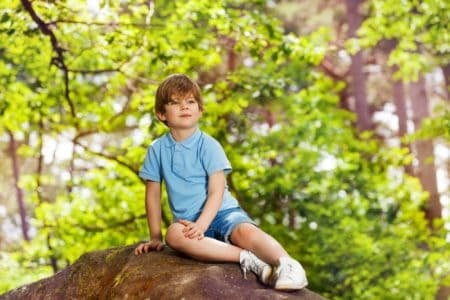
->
<box><xmin>357</xmin><ymin>0</ymin><xmax>450</xmax><ymax>80</ymax></box>
<box><xmin>0</xmin><ymin>0</ymin><xmax>448</xmax><ymax>299</ymax></box>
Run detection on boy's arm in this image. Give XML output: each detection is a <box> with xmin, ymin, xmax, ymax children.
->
<box><xmin>146</xmin><ymin>180</ymin><xmax>163</xmax><ymax>241</ymax></box>
<box><xmin>134</xmin><ymin>180</ymin><xmax>164</xmax><ymax>255</ymax></box>
<box><xmin>179</xmin><ymin>170</ymin><xmax>225</xmax><ymax>239</ymax></box>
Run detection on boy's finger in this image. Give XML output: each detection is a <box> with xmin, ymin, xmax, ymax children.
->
<box><xmin>188</xmin><ymin>230</ymin><xmax>199</xmax><ymax>239</ymax></box>
<box><xmin>178</xmin><ymin>219</ymin><xmax>189</xmax><ymax>226</ymax></box>
<box><xmin>189</xmin><ymin>228</ymin><xmax>199</xmax><ymax>238</ymax></box>
<box><xmin>183</xmin><ymin>226</ymin><xmax>192</xmax><ymax>234</ymax></box>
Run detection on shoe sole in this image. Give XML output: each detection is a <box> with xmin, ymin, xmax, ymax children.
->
<box><xmin>274</xmin><ymin>282</ymin><xmax>308</xmax><ymax>291</ymax></box>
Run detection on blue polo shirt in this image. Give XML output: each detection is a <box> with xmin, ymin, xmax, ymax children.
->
<box><xmin>139</xmin><ymin>128</ymin><xmax>239</xmax><ymax>221</ymax></box>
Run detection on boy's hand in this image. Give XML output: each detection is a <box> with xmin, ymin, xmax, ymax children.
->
<box><xmin>134</xmin><ymin>239</ymin><xmax>164</xmax><ymax>255</ymax></box>
<box><xmin>178</xmin><ymin>220</ymin><xmax>205</xmax><ymax>240</ymax></box>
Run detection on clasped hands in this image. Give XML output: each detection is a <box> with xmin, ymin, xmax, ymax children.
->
<box><xmin>178</xmin><ymin>219</ymin><xmax>206</xmax><ymax>240</ymax></box>
<box><xmin>134</xmin><ymin>220</ymin><xmax>205</xmax><ymax>255</ymax></box>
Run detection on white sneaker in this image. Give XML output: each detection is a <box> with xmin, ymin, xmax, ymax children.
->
<box><xmin>273</xmin><ymin>256</ymin><xmax>308</xmax><ymax>290</ymax></box>
<box><xmin>239</xmin><ymin>250</ymin><xmax>273</xmax><ymax>285</ymax></box>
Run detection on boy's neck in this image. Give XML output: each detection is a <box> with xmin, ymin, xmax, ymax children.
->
<box><xmin>169</xmin><ymin>127</ymin><xmax>198</xmax><ymax>142</ymax></box>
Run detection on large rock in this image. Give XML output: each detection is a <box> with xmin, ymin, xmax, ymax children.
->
<box><xmin>0</xmin><ymin>245</ymin><xmax>325</xmax><ymax>299</ymax></box>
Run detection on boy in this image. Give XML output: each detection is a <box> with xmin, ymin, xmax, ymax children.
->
<box><xmin>134</xmin><ymin>74</ymin><xmax>308</xmax><ymax>290</ymax></box>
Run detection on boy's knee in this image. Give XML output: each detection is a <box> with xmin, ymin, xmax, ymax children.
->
<box><xmin>165</xmin><ymin>223</ymin><xmax>185</xmax><ymax>250</ymax></box>
<box><xmin>231</xmin><ymin>223</ymin><xmax>258</xmax><ymax>244</ymax></box>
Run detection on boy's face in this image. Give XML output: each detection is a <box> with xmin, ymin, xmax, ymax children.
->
<box><xmin>157</xmin><ymin>92</ymin><xmax>202</xmax><ymax>130</ymax></box>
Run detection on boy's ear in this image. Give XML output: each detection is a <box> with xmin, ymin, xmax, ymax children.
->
<box><xmin>156</xmin><ymin>111</ymin><xmax>166</xmax><ymax>121</ymax></box>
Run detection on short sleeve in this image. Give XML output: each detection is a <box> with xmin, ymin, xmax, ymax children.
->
<box><xmin>139</xmin><ymin>143</ymin><xmax>162</xmax><ymax>182</ymax></box>
<box><xmin>201</xmin><ymin>137</ymin><xmax>232</xmax><ymax>176</ymax></box>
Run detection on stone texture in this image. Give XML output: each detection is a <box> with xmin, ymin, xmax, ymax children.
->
<box><xmin>0</xmin><ymin>245</ymin><xmax>326</xmax><ymax>300</ymax></box>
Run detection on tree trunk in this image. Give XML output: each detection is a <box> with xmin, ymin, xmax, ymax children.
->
<box><xmin>226</xmin><ymin>37</ymin><xmax>237</xmax><ymax>71</ymax></box>
<box><xmin>392</xmin><ymin>71</ymin><xmax>414</xmax><ymax>175</ymax></box>
<box><xmin>383</xmin><ymin>39</ymin><xmax>413</xmax><ymax>173</ymax></box>
<box><xmin>391</xmin><ymin>65</ymin><xmax>414</xmax><ymax>175</ymax></box>
<box><xmin>437</xmin><ymin>286</ymin><xmax>450</xmax><ymax>300</ymax></box>
<box><xmin>437</xmin><ymin>63</ymin><xmax>450</xmax><ymax>300</ymax></box>
<box><xmin>391</xmin><ymin>72</ymin><xmax>408</xmax><ymax>137</ymax></box>
<box><xmin>408</xmin><ymin>77</ymin><xmax>442</xmax><ymax>224</ymax></box>
<box><xmin>7</xmin><ymin>129</ymin><xmax>30</xmax><ymax>241</ymax></box>
<box><xmin>345</xmin><ymin>0</ymin><xmax>371</xmax><ymax>131</ymax></box>
<box><xmin>442</xmin><ymin>64</ymin><xmax>450</xmax><ymax>100</ymax></box>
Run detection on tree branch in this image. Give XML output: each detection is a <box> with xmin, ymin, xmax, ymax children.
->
<box><xmin>20</xmin><ymin>0</ymin><xmax>76</xmax><ymax>117</ymax></box>
<box><xmin>69</xmin><ymin>68</ymin><xmax>121</xmax><ymax>74</ymax></box>
<box><xmin>320</xmin><ymin>55</ymin><xmax>349</xmax><ymax>80</ymax></box>
<box><xmin>47</xmin><ymin>19</ymin><xmax>163</xmax><ymax>28</ymax></box>
<box><xmin>80</xmin><ymin>213</ymin><xmax>147</xmax><ymax>233</ymax></box>
<box><xmin>73</xmin><ymin>139</ymin><xmax>139</xmax><ymax>175</ymax></box>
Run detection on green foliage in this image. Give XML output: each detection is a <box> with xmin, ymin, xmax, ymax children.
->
<box><xmin>225</xmin><ymin>68</ymin><xmax>447</xmax><ymax>298</ymax></box>
<box><xmin>354</xmin><ymin>0</ymin><xmax>450</xmax><ymax>81</ymax></box>
<box><xmin>406</xmin><ymin>103</ymin><xmax>450</xmax><ymax>142</ymax></box>
<box><xmin>0</xmin><ymin>250</ymin><xmax>52</xmax><ymax>293</ymax></box>
<box><xmin>0</xmin><ymin>0</ymin><xmax>448</xmax><ymax>299</ymax></box>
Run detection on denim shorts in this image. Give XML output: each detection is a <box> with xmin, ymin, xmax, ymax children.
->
<box><xmin>196</xmin><ymin>207</ymin><xmax>256</xmax><ymax>244</ymax></box>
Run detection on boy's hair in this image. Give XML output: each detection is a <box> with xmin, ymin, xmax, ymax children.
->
<box><xmin>155</xmin><ymin>74</ymin><xmax>203</xmax><ymax>115</ymax></box>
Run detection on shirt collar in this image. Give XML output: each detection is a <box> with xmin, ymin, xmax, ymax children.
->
<box><xmin>163</xmin><ymin>128</ymin><xmax>201</xmax><ymax>149</ymax></box>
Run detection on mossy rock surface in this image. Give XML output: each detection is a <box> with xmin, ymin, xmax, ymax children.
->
<box><xmin>0</xmin><ymin>245</ymin><xmax>326</xmax><ymax>299</ymax></box>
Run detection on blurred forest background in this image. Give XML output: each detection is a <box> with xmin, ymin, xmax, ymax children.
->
<box><xmin>0</xmin><ymin>0</ymin><xmax>449</xmax><ymax>299</ymax></box>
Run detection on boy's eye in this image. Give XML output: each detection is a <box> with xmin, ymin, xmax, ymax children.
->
<box><xmin>167</xmin><ymin>98</ymin><xmax>196</xmax><ymax>105</ymax></box>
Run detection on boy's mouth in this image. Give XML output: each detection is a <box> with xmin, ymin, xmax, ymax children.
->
<box><xmin>180</xmin><ymin>114</ymin><xmax>192</xmax><ymax>117</ymax></box>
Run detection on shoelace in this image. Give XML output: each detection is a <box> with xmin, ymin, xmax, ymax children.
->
<box><xmin>240</xmin><ymin>252</ymin><xmax>266</xmax><ymax>279</ymax></box>
<box><xmin>276</xmin><ymin>262</ymin><xmax>294</xmax><ymax>279</ymax></box>
<box><xmin>241</xmin><ymin>260</ymin><xmax>250</xmax><ymax>279</ymax></box>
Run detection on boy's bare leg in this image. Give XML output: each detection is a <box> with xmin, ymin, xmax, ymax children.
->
<box><xmin>230</xmin><ymin>223</ymin><xmax>289</xmax><ymax>265</ymax></box>
<box><xmin>166</xmin><ymin>223</ymin><xmax>241</xmax><ymax>262</ymax></box>
<box><xmin>166</xmin><ymin>222</ymin><xmax>290</xmax><ymax>265</ymax></box>
<box><xmin>230</xmin><ymin>223</ymin><xmax>308</xmax><ymax>290</ymax></box>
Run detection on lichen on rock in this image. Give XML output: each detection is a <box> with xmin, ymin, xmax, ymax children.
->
<box><xmin>0</xmin><ymin>245</ymin><xmax>326</xmax><ymax>300</ymax></box>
